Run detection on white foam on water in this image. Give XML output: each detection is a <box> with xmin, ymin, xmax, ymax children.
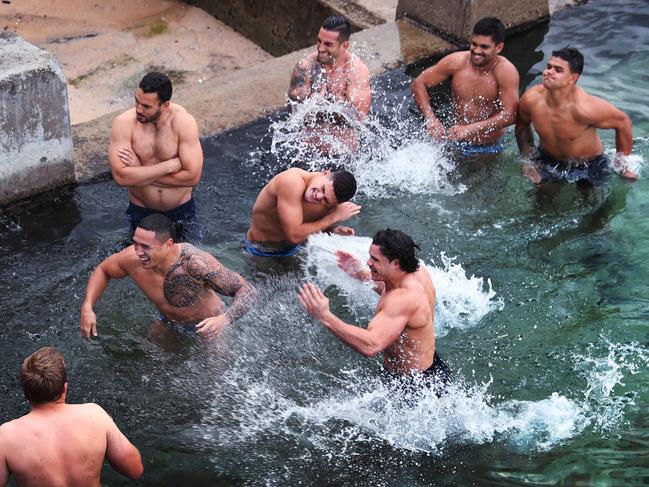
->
<box><xmin>266</xmin><ymin>95</ymin><xmax>464</xmax><ymax>198</ymax></box>
<box><xmin>301</xmin><ymin>233</ymin><xmax>502</xmax><ymax>334</ymax></box>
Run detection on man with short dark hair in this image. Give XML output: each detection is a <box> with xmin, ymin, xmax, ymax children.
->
<box><xmin>516</xmin><ymin>47</ymin><xmax>637</xmax><ymax>184</ymax></box>
<box><xmin>0</xmin><ymin>347</ymin><xmax>143</xmax><ymax>487</ymax></box>
<box><xmin>288</xmin><ymin>15</ymin><xmax>371</xmax><ymax>154</ymax></box>
<box><xmin>80</xmin><ymin>214</ymin><xmax>255</xmax><ymax>339</ymax></box>
<box><xmin>299</xmin><ymin>229</ymin><xmax>449</xmax><ymax>388</ymax></box>
<box><xmin>412</xmin><ymin>17</ymin><xmax>519</xmax><ymax>156</ymax></box>
<box><xmin>109</xmin><ymin>72</ymin><xmax>204</xmax><ymax>242</ymax></box>
<box><xmin>244</xmin><ymin>168</ymin><xmax>361</xmax><ymax>257</ymax></box>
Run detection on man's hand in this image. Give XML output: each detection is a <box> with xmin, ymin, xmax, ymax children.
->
<box><xmin>522</xmin><ymin>163</ymin><xmax>542</xmax><ymax>185</ymax></box>
<box><xmin>80</xmin><ymin>306</ymin><xmax>98</xmax><ymax>338</ymax></box>
<box><xmin>330</xmin><ymin>202</ymin><xmax>361</xmax><ymax>223</ymax></box>
<box><xmin>298</xmin><ymin>283</ymin><xmax>331</xmax><ymax>322</ymax></box>
<box><xmin>331</xmin><ymin>225</ymin><xmax>355</xmax><ymax>236</ymax></box>
<box><xmin>426</xmin><ymin>118</ymin><xmax>447</xmax><ymax>139</ymax></box>
<box><xmin>118</xmin><ymin>148</ymin><xmax>142</xmax><ymax>167</ymax></box>
<box><xmin>335</xmin><ymin>250</ymin><xmax>369</xmax><ymax>281</ymax></box>
<box><xmin>195</xmin><ymin>314</ymin><xmax>230</xmax><ymax>340</ymax></box>
<box><xmin>620</xmin><ymin>168</ymin><xmax>639</xmax><ymax>180</ymax></box>
<box><xmin>447</xmin><ymin>124</ymin><xmax>479</xmax><ymax>141</ymax></box>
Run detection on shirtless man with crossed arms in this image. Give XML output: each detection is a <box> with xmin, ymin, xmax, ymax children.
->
<box><xmin>109</xmin><ymin>72</ymin><xmax>204</xmax><ymax>241</ymax></box>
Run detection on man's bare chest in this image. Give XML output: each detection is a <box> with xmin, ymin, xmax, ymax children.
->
<box><xmin>452</xmin><ymin>70</ymin><xmax>499</xmax><ymax>104</ymax></box>
<box><xmin>131</xmin><ymin>125</ymin><xmax>179</xmax><ymax>164</ymax></box>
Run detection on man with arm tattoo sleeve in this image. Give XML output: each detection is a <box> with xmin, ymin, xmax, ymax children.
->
<box><xmin>80</xmin><ymin>214</ymin><xmax>255</xmax><ymax>339</ymax></box>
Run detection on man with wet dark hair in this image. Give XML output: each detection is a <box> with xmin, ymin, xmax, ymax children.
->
<box><xmin>299</xmin><ymin>229</ymin><xmax>449</xmax><ymax>390</ymax></box>
<box><xmin>109</xmin><ymin>71</ymin><xmax>204</xmax><ymax>242</ymax></box>
<box><xmin>516</xmin><ymin>46</ymin><xmax>637</xmax><ymax>184</ymax></box>
<box><xmin>244</xmin><ymin>168</ymin><xmax>360</xmax><ymax>257</ymax></box>
<box><xmin>80</xmin><ymin>214</ymin><xmax>255</xmax><ymax>339</ymax></box>
<box><xmin>287</xmin><ymin>15</ymin><xmax>371</xmax><ymax>154</ymax></box>
<box><xmin>0</xmin><ymin>347</ymin><xmax>143</xmax><ymax>486</ymax></box>
<box><xmin>412</xmin><ymin>17</ymin><xmax>519</xmax><ymax>157</ymax></box>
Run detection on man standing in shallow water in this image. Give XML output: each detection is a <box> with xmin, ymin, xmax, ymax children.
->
<box><xmin>299</xmin><ymin>229</ymin><xmax>449</xmax><ymax>388</ymax></box>
<box><xmin>288</xmin><ymin>15</ymin><xmax>372</xmax><ymax>153</ymax></box>
<box><xmin>244</xmin><ymin>168</ymin><xmax>360</xmax><ymax>257</ymax></box>
<box><xmin>412</xmin><ymin>17</ymin><xmax>519</xmax><ymax>156</ymax></box>
<box><xmin>109</xmin><ymin>72</ymin><xmax>204</xmax><ymax>241</ymax></box>
<box><xmin>0</xmin><ymin>347</ymin><xmax>143</xmax><ymax>486</ymax></box>
<box><xmin>516</xmin><ymin>47</ymin><xmax>638</xmax><ymax>184</ymax></box>
<box><xmin>80</xmin><ymin>214</ymin><xmax>255</xmax><ymax>339</ymax></box>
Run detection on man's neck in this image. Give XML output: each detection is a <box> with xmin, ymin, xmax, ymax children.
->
<box><xmin>546</xmin><ymin>84</ymin><xmax>576</xmax><ymax>107</ymax></box>
<box><xmin>472</xmin><ymin>55</ymin><xmax>499</xmax><ymax>75</ymax></box>
<box><xmin>152</xmin><ymin>243</ymin><xmax>183</xmax><ymax>275</ymax></box>
<box><xmin>31</xmin><ymin>398</ymin><xmax>65</xmax><ymax>413</ymax></box>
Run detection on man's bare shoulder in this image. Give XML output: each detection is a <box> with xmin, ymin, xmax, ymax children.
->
<box><xmin>521</xmin><ymin>84</ymin><xmax>546</xmax><ymax>104</ymax></box>
<box><xmin>274</xmin><ymin>168</ymin><xmax>308</xmax><ymax>186</ymax></box>
<box><xmin>111</xmin><ymin>109</ymin><xmax>136</xmax><ymax>130</ymax></box>
<box><xmin>169</xmin><ymin>104</ymin><xmax>199</xmax><ymax>133</ymax></box>
<box><xmin>494</xmin><ymin>56</ymin><xmax>519</xmax><ymax>79</ymax></box>
<box><xmin>443</xmin><ymin>51</ymin><xmax>470</xmax><ymax>71</ymax></box>
<box><xmin>350</xmin><ymin>54</ymin><xmax>370</xmax><ymax>76</ymax></box>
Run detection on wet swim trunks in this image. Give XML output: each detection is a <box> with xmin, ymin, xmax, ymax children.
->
<box><xmin>451</xmin><ymin>139</ymin><xmax>506</xmax><ymax>158</ymax></box>
<box><xmin>241</xmin><ymin>238</ymin><xmax>303</xmax><ymax>258</ymax></box>
<box><xmin>531</xmin><ymin>147</ymin><xmax>613</xmax><ymax>186</ymax></box>
<box><xmin>126</xmin><ymin>198</ymin><xmax>203</xmax><ymax>243</ymax></box>
<box><xmin>384</xmin><ymin>352</ymin><xmax>451</xmax><ymax>399</ymax></box>
<box><xmin>157</xmin><ymin>313</ymin><xmax>197</xmax><ymax>336</ymax></box>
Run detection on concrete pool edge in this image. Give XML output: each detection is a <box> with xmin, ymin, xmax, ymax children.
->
<box><xmin>72</xmin><ymin>19</ymin><xmax>456</xmax><ymax>183</ymax></box>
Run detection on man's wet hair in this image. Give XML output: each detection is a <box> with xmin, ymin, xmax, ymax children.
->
<box><xmin>139</xmin><ymin>72</ymin><xmax>172</xmax><ymax>103</ymax></box>
<box><xmin>551</xmin><ymin>46</ymin><xmax>584</xmax><ymax>75</ymax></box>
<box><xmin>372</xmin><ymin>229</ymin><xmax>420</xmax><ymax>273</ymax></box>
<box><xmin>138</xmin><ymin>213</ymin><xmax>173</xmax><ymax>242</ymax></box>
<box><xmin>330</xmin><ymin>170</ymin><xmax>357</xmax><ymax>203</ymax></box>
<box><xmin>321</xmin><ymin>15</ymin><xmax>351</xmax><ymax>43</ymax></box>
<box><xmin>21</xmin><ymin>347</ymin><xmax>67</xmax><ymax>404</ymax></box>
<box><xmin>473</xmin><ymin>17</ymin><xmax>506</xmax><ymax>44</ymax></box>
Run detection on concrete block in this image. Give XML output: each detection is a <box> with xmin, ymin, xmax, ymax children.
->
<box><xmin>184</xmin><ymin>0</ymin><xmax>386</xmax><ymax>56</ymax></box>
<box><xmin>396</xmin><ymin>0</ymin><xmax>549</xmax><ymax>45</ymax></box>
<box><xmin>0</xmin><ymin>32</ymin><xmax>74</xmax><ymax>205</ymax></box>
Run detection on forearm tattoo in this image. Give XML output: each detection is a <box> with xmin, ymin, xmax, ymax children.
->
<box><xmin>288</xmin><ymin>61</ymin><xmax>310</xmax><ymax>101</ymax></box>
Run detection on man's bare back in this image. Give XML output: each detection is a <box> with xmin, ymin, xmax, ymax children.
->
<box><xmin>0</xmin><ymin>403</ymin><xmax>139</xmax><ymax>487</ymax></box>
<box><xmin>246</xmin><ymin>168</ymin><xmax>360</xmax><ymax>245</ymax></box>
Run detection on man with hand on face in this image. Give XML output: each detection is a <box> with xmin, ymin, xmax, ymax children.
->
<box><xmin>80</xmin><ymin>214</ymin><xmax>255</xmax><ymax>339</ymax></box>
<box><xmin>244</xmin><ymin>168</ymin><xmax>360</xmax><ymax>258</ymax></box>
<box><xmin>109</xmin><ymin>72</ymin><xmax>204</xmax><ymax>242</ymax></box>
<box><xmin>0</xmin><ymin>347</ymin><xmax>143</xmax><ymax>487</ymax></box>
<box><xmin>299</xmin><ymin>229</ymin><xmax>449</xmax><ymax>391</ymax></box>
<box><xmin>412</xmin><ymin>17</ymin><xmax>519</xmax><ymax>157</ymax></box>
<box><xmin>288</xmin><ymin>15</ymin><xmax>372</xmax><ymax>154</ymax></box>
<box><xmin>516</xmin><ymin>47</ymin><xmax>638</xmax><ymax>184</ymax></box>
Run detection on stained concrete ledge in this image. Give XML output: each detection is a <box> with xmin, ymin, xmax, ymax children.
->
<box><xmin>397</xmin><ymin>0</ymin><xmax>550</xmax><ymax>46</ymax></box>
<box><xmin>185</xmin><ymin>0</ymin><xmax>387</xmax><ymax>56</ymax></box>
<box><xmin>73</xmin><ymin>19</ymin><xmax>454</xmax><ymax>182</ymax></box>
<box><xmin>0</xmin><ymin>32</ymin><xmax>74</xmax><ymax>204</ymax></box>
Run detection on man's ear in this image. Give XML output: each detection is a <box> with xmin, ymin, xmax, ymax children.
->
<box><xmin>495</xmin><ymin>42</ymin><xmax>504</xmax><ymax>54</ymax></box>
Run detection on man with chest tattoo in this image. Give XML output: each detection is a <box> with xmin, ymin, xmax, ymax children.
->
<box><xmin>412</xmin><ymin>17</ymin><xmax>519</xmax><ymax>157</ymax></box>
<box><xmin>287</xmin><ymin>15</ymin><xmax>371</xmax><ymax>154</ymax></box>
<box><xmin>243</xmin><ymin>168</ymin><xmax>360</xmax><ymax>257</ymax></box>
<box><xmin>516</xmin><ymin>47</ymin><xmax>638</xmax><ymax>184</ymax></box>
<box><xmin>299</xmin><ymin>229</ymin><xmax>449</xmax><ymax>393</ymax></box>
<box><xmin>80</xmin><ymin>214</ymin><xmax>255</xmax><ymax>339</ymax></box>
<box><xmin>109</xmin><ymin>72</ymin><xmax>204</xmax><ymax>242</ymax></box>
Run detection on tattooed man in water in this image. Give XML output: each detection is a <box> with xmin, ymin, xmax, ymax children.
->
<box><xmin>80</xmin><ymin>214</ymin><xmax>255</xmax><ymax>339</ymax></box>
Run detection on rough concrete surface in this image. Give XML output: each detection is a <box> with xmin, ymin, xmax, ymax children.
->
<box><xmin>72</xmin><ymin>19</ymin><xmax>455</xmax><ymax>182</ymax></box>
<box><xmin>0</xmin><ymin>0</ymin><xmax>272</xmax><ymax>125</ymax></box>
<box><xmin>0</xmin><ymin>32</ymin><xmax>74</xmax><ymax>204</ymax></box>
<box><xmin>396</xmin><ymin>0</ymin><xmax>549</xmax><ymax>45</ymax></box>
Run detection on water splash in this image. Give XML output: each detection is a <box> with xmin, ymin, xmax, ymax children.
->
<box><xmin>301</xmin><ymin>233</ymin><xmax>501</xmax><ymax>333</ymax></box>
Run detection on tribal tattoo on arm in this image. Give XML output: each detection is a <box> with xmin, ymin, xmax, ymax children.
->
<box><xmin>288</xmin><ymin>60</ymin><xmax>311</xmax><ymax>102</ymax></box>
<box><xmin>185</xmin><ymin>249</ymin><xmax>256</xmax><ymax>323</ymax></box>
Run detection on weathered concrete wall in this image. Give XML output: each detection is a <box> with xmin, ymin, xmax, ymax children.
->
<box><xmin>73</xmin><ymin>19</ymin><xmax>454</xmax><ymax>182</ymax></box>
<box><xmin>0</xmin><ymin>32</ymin><xmax>74</xmax><ymax>205</ymax></box>
<box><xmin>184</xmin><ymin>0</ymin><xmax>386</xmax><ymax>56</ymax></box>
<box><xmin>396</xmin><ymin>0</ymin><xmax>549</xmax><ymax>45</ymax></box>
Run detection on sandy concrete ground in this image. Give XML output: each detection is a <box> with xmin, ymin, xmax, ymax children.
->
<box><xmin>355</xmin><ymin>0</ymin><xmax>398</xmax><ymax>21</ymax></box>
<box><xmin>0</xmin><ymin>0</ymin><xmax>272</xmax><ymax>124</ymax></box>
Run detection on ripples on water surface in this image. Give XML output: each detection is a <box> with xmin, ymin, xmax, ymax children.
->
<box><xmin>2</xmin><ymin>1</ymin><xmax>649</xmax><ymax>485</ymax></box>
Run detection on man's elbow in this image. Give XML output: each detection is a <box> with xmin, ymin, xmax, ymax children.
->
<box><xmin>411</xmin><ymin>77</ymin><xmax>424</xmax><ymax>96</ymax></box>
<box><xmin>285</xmin><ymin>232</ymin><xmax>305</xmax><ymax>245</ymax></box>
